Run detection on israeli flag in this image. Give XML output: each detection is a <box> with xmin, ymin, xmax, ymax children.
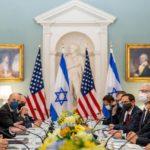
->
<box><xmin>50</xmin><ymin>54</ymin><xmax>73</xmax><ymax>121</ymax></box>
<box><xmin>102</xmin><ymin>48</ymin><xmax>122</xmax><ymax>119</ymax></box>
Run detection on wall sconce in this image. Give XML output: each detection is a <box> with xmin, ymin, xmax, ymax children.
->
<box><xmin>0</xmin><ymin>85</ymin><xmax>12</xmax><ymax>106</ymax></box>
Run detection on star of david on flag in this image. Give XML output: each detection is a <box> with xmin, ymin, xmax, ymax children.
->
<box><xmin>50</xmin><ymin>53</ymin><xmax>73</xmax><ymax>121</ymax></box>
<box><xmin>55</xmin><ymin>88</ymin><xmax>68</xmax><ymax>105</ymax></box>
<box><xmin>102</xmin><ymin>48</ymin><xmax>122</xmax><ymax>119</ymax></box>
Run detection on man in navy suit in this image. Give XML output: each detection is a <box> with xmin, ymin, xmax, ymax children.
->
<box><xmin>126</xmin><ymin>84</ymin><xmax>150</xmax><ymax>146</ymax></box>
<box><xmin>109</xmin><ymin>93</ymin><xmax>142</xmax><ymax>138</ymax></box>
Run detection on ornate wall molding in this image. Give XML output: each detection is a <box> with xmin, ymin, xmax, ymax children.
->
<box><xmin>35</xmin><ymin>0</ymin><xmax>116</xmax><ymax>106</ymax></box>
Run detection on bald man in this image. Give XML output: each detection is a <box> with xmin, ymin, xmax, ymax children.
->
<box><xmin>0</xmin><ymin>93</ymin><xmax>25</xmax><ymax>129</ymax></box>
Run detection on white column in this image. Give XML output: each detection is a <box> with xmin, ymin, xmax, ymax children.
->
<box><xmin>42</xmin><ymin>25</ymin><xmax>52</xmax><ymax>107</ymax></box>
<box><xmin>95</xmin><ymin>25</ymin><xmax>108</xmax><ymax>105</ymax></box>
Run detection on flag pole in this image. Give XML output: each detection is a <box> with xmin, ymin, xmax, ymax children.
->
<box><xmin>109</xmin><ymin>42</ymin><xmax>113</xmax><ymax>53</ymax></box>
<box><xmin>38</xmin><ymin>45</ymin><xmax>41</xmax><ymax>48</ymax></box>
<box><xmin>61</xmin><ymin>43</ymin><xmax>65</xmax><ymax>54</ymax></box>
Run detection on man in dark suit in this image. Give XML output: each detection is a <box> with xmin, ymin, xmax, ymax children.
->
<box><xmin>109</xmin><ymin>93</ymin><xmax>142</xmax><ymax>138</ymax></box>
<box><xmin>115</xmin><ymin>91</ymin><xmax>126</xmax><ymax>120</ymax></box>
<box><xmin>0</xmin><ymin>93</ymin><xmax>25</xmax><ymax>129</ymax></box>
<box><xmin>0</xmin><ymin>126</ymin><xmax>25</xmax><ymax>138</ymax></box>
<box><xmin>102</xmin><ymin>95</ymin><xmax>119</xmax><ymax>125</ymax></box>
<box><xmin>126</xmin><ymin>84</ymin><xmax>150</xmax><ymax>145</ymax></box>
<box><xmin>136</xmin><ymin>99</ymin><xmax>150</xmax><ymax>136</ymax></box>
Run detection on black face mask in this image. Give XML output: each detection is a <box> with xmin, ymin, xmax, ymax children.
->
<box><xmin>123</xmin><ymin>103</ymin><xmax>132</xmax><ymax>111</ymax></box>
<box><xmin>24</xmin><ymin>114</ymin><xmax>29</xmax><ymax>117</ymax></box>
<box><xmin>18</xmin><ymin>102</ymin><xmax>26</xmax><ymax>110</ymax></box>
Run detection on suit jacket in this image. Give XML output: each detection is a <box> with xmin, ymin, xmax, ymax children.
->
<box><xmin>136</xmin><ymin>131</ymin><xmax>150</xmax><ymax>146</ymax></box>
<box><xmin>0</xmin><ymin>104</ymin><xmax>19</xmax><ymax>128</ymax></box>
<box><xmin>0</xmin><ymin>127</ymin><xmax>15</xmax><ymax>138</ymax></box>
<box><xmin>103</xmin><ymin>112</ymin><xmax>119</xmax><ymax>125</ymax></box>
<box><xmin>114</xmin><ymin>106</ymin><xmax>142</xmax><ymax>133</ymax></box>
<box><xmin>18</xmin><ymin>115</ymin><xmax>34</xmax><ymax>128</ymax></box>
<box><xmin>137</xmin><ymin>110</ymin><xmax>150</xmax><ymax>135</ymax></box>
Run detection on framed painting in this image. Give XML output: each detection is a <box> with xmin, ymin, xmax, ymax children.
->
<box><xmin>126</xmin><ymin>44</ymin><xmax>150</xmax><ymax>82</ymax></box>
<box><xmin>0</xmin><ymin>44</ymin><xmax>24</xmax><ymax>81</ymax></box>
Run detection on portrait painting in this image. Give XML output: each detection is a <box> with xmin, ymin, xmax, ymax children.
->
<box><xmin>0</xmin><ymin>44</ymin><xmax>24</xmax><ymax>81</ymax></box>
<box><xmin>126</xmin><ymin>44</ymin><xmax>150</xmax><ymax>82</ymax></box>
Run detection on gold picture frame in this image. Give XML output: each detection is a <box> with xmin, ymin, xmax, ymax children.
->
<box><xmin>0</xmin><ymin>44</ymin><xmax>24</xmax><ymax>81</ymax></box>
<box><xmin>126</xmin><ymin>44</ymin><xmax>150</xmax><ymax>82</ymax></box>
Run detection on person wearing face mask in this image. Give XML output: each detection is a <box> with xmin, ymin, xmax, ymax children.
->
<box><xmin>9</xmin><ymin>93</ymin><xmax>27</xmax><ymax>123</ymax></box>
<box><xmin>18</xmin><ymin>106</ymin><xmax>42</xmax><ymax>128</ymax></box>
<box><xmin>102</xmin><ymin>95</ymin><xmax>119</xmax><ymax>125</ymax></box>
<box><xmin>115</xmin><ymin>91</ymin><xmax>126</xmax><ymax>119</ymax></box>
<box><xmin>0</xmin><ymin>93</ymin><xmax>25</xmax><ymax>129</ymax></box>
<box><xmin>126</xmin><ymin>95</ymin><xmax>150</xmax><ymax>146</ymax></box>
<box><xmin>109</xmin><ymin>93</ymin><xmax>142</xmax><ymax>139</ymax></box>
<box><xmin>18</xmin><ymin>106</ymin><xmax>34</xmax><ymax>128</ymax></box>
<box><xmin>138</xmin><ymin>84</ymin><xmax>150</xmax><ymax>103</ymax></box>
<box><xmin>136</xmin><ymin>84</ymin><xmax>150</xmax><ymax>135</ymax></box>
<box><xmin>127</xmin><ymin>84</ymin><xmax>150</xmax><ymax>146</ymax></box>
<box><xmin>17</xmin><ymin>94</ymin><xmax>26</xmax><ymax>111</ymax></box>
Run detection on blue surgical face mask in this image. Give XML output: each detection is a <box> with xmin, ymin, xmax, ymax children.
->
<box><xmin>105</xmin><ymin>105</ymin><xmax>111</xmax><ymax>110</ymax></box>
<box><xmin>10</xmin><ymin>101</ymin><xmax>18</xmax><ymax>110</ymax></box>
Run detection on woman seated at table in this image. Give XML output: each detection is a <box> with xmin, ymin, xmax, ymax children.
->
<box><xmin>18</xmin><ymin>106</ymin><xmax>42</xmax><ymax>128</ymax></box>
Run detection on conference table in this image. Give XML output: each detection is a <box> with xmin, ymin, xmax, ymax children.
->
<box><xmin>7</xmin><ymin>120</ymin><xmax>145</xmax><ymax>150</ymax></box>
<box><xmin>7</xmin><ymin>121</ymin><xmax>50</xmax><ymax>150</ymax></box>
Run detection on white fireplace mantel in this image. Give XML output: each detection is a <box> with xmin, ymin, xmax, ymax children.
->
<box><xmin>35</xmin><ymin>0</ymin><xmax>116</xmax><ymax>106</ymax></box>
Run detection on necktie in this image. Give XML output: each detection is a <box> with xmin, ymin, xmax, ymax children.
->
<box><xmin>143</xmin><ymin>110</ymin><xmax>148</xmax><ymax>123</ymax></box>
<box><xmin>125</xmin><ymin>114</ymin><xmax>130</xmax><ymax>126</ymax></box>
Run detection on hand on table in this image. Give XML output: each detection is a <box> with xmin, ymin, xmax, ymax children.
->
<box><xmin>0</xmin><ymin>139</ymin><xmax>8</xmax><ymax>150</ymax></box>
<box><xmin>145</xmin><ymin>144</ymin><xmax>150</xmax><ymax>150</ymax></box>
<box><xmin>109</xmin><ymin>124</ymin><xmax>115</xmax><ymax>130</ymax></box>
<box><xmin>126</xmin><ymin>132</ymin><xmax>138</xmax><ymax>144</ymax></box>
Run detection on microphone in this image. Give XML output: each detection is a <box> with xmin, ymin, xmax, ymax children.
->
<box><xmin>104</xmin><ymin>130</ymin><xmax>121</xmax><ymax>148</ymax></box>
<box><xmin>42</xmin><ymin>120</ymin><xmax>55</xmax><ymax>134</ymax></box>
<box><xmin>92</xmin><ymin>127</ymin><xmax>108</xmax><ymax>140</ymax></box>
<box><xmin>0</xmin><ymin>129</ymin><xmax>30</xmax><ymax>150</ymax></box>
<box><xmin>92</xmin><ymin>127</ymin><xmax>108</xmax><ymax>133</ymax></box>
<box><xmin>118</xmin><ymin>133</ymin><xmax>137</xmax><ymax>150</ymax></box>
<box><xmin>12</xmin><ymin>125</ymin><xmax>44</xmax><ymax>143</ymax></box>
<box><xmin>33</xmin><ymin>122</ymin><xmax>48</xmax><ymax>137</ymax></box>
<box><xmin>35</xmin><ymin>118</ymin><xmax>53</xmax><ymax>132</ymax></box>
<box><xmin>93</xmin><ymin>116</ymin><xmax>105</xmax><ymax>130</ymax></box>
<box><xmin>26</xmin><ymin>129</ymin><xmax>44</xmax><ymax>143</ymax></box>
<box><xmin>24</xmin><ymin>115</ymin><xmax>48</xmax><ymax>137</ymax></box>
<box><xmin>42</xmin><ymin>120</ymin><xmax>51</xmax><ymax>126</ymax></box>
<box><xmin>84</xmin><ymin>113</ymin><xmax>102</xmax><ymax>124</ymax></box>
<box><xmin>48</xmin><ymin>121</ymin><xmax>55</xmax><ymax>133</ymax></box>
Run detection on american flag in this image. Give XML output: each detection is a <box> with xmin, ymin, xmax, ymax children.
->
<box><xmin>76</xmin><ymin>50</ymin><xmax>101</xmax><ymax>120</ymax></box>
<box><xmin>26</xmin><ymin>48</ymin><xmax>49</xmax><ymax>121</ymax></box>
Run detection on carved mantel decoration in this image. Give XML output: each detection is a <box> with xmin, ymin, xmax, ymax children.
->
<box><xmin>35</xmin><ymin>0</ymin><xmax>116</xmax><ymax>106</ymax></box>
